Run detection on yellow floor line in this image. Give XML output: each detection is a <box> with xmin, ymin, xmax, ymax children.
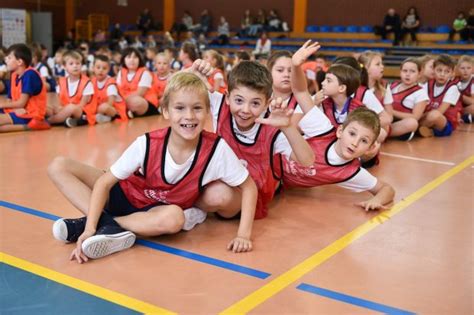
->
<box><xmin>220</xmin><ymin>155</ymin><xmax>474</xmax><ymax>314</ymax></box>
<box><xmin>0</xmin><ymin>252</ymin><xmax>176</xmax><ymax>315</ymax></box>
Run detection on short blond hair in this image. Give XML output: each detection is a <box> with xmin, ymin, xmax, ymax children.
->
<box><xmin>161</xmin><ymin>72</ymin><xmax>209</xmax><ymax>109</ymax></box>
<box><xmin>62</xmin><ymin>50</ymin><xmax>83</xmax><ymax>65</ymax></box>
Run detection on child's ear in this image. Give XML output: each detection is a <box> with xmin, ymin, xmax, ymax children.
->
<box><xmin>225</xmin><ymin>92</ymin><xmax>231</xmax><ymax>106</ymax></box>
<box><xmin>336</xmin><ymin>125</ymin><xmax>344</xmax><ymax>138</ymax></box>
<box><xmin>162</xmin><ymin>106</ymin><xmax>169</xmax><ymax>119</ymax></box>
<box><xmin>338</xmin><ymin>84</ymin><xmax>347</xmax><ymax>95</ymax></box>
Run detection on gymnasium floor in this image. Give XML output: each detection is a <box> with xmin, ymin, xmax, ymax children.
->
<box><xmin>0</xmin><ymin>100</ymin><xmax>472</xmax><ymax>314</ymax></box>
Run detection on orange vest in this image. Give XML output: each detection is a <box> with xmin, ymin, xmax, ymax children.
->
<box><xmin>58</xmin><ymin>75</ymin><xmax>97</xmax><ymax>125</ymax></box>
<box><xmin>207</xmin><ymin>69</ymin><xmax>227</xmax><ymax>94</ymax></box>
<box><xmin>152</xmin><ymin>73</ymin><xmax>170</xmax><ymax>104</ymax></box>
<box><xmin>118</xmin><ymin>67</ymin><xmax>158</xmax><ymax>107</ymax></box>
<box><xmin>10</xmin><ymin>67</ymin><xmax>47</xmax><ymax>120</ymax></box>
<box><xmin>91</xmin><ymin>76</ymin><xmax>128</xmax><ymax>121</ymax></box>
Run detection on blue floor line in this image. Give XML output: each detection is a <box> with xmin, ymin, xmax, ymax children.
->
<box><xmin>297</xmin><ymin>283</ymin><xmax>416</xmax><ymax>315</ymax></box>
<box><xmin>0</xmin><ymin>199</ymin><xmax>271</xmax><ymax>280</ymax></box>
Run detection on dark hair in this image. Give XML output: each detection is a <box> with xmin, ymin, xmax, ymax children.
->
<box><xmin>180</xmin><ymin>42</ymin><xmax>197</xmax><ymax>62</ymax></box>
<box><xmin>94</xmin><ymin>54</ymin><xmax>110</xmax><ymax>64</ymax></box>
<box><xmin>120</xmin><ymin>47</ymin><xmax>145</xmax><ymax>68</ymax></box>
<box><xmin>327</xmin><ymin>64</ymin><xmax>361</xmax><ymax>96</ymax></box>
<box><xmin>342</xmin><ymin>107</ymin><xmax>381</xmax><ymax>143</ymax></box>
<box><xmin>267</xmin><ymin>50</ymin><xmax>292</xmax><ymax>72</ymax></box>
<box><xmin>433</xmin><ymin>54</ymin><xmax>456</xmax><ymax>69</ymax></box>
<box><xmin>235</xmin><ymin>50</ymin><xmax>250</xmax><ymax>61</ymax></box>
<box><xmin>6</xmin><ymin>43</ymin><xmax>32</xmax><ymax>67</ymax></box>
<box><xmin>404</xmin><ymin>6</ymin><xmax>420</xmax><ymax>20</ymax></box>
<box><xmin>228</xmin><ymin>61</ymin><xmax>273</xmax><ymax>99</ymax></box>
<box><xmin>333</xmin><ymin>56</ymin><xmax>368</xmax><ymax>86</ymax></box>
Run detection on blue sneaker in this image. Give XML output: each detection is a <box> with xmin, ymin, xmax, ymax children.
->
<box><xmin>81</xmin><ymin>225</ymin><xmax>136</xmax><ymax>259</ymax></box>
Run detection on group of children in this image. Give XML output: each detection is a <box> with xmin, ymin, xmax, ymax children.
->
<box><xmin>0</xmin><ymin>40</ymin><xmax>471</xmax><ymax>263</ymax></box>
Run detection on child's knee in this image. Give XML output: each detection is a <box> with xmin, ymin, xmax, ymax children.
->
<box><xmin>426</xmin><ymin>110</ymin><xmax>442</xmax><ymax>122</ymax></box>
<box><xmin>405</xmin><ymin>117</ymin><xmax>419</xmax><ymax>131</ymax></box>
<box><xmin>201</xmin><ymin>182</ymin><xmax>234</xmax><ymax>208</ymax></box>
<box><xmin>47</xmin><ymin>156</ymin><xmax>69</xmax><ymax>178</ymax></box>
<box><xmin>159</xmin><ymin>205</ymin><xmax>185</xmax><ymax>233</ymax></box>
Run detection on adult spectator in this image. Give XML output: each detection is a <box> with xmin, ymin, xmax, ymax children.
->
<box><xmin>449</xmin><ymin>12</ymin><xmax>468</xmax><ymax>41</ymax></box>
<box><xmin>172</xmin><ymin>11</ymin><xmax>193</xmax><ymax>41</ymax></box>
<box><xmin>217</xmin><ymin>16</ymin><xmax>230</xmax><ymax>45</ymax></box>
<box><xmin>193</xmin><ymin>9</ymin><xmax>212</xmax><ymax>36</ymax></box>
<box><xmin>401</xmin><ymin>7</ymin><xmax>421</xmax><ymax>46</ymax></box>
<box><xmin>239</xmin><ymin>9</ymin><xmax>253</xmax><ymax>38</ymax></box>
<box><xmin>467</xmin><ymin>8</ymin><xmax>474</xmax><ymax>42</ymax></box>
<box><xmin>253</xmin><ymin>31</ymin><xmax>271</xmax><ymax>57</ymax></box>
<box><xmin>249</xmin><ymin>9</ymin><xmax>266</xmax><ymax>37</ymax></box>
<box><xmin>136</xmin><ymin>8</ymin><xmax>153</xmax><ymax>35</ymax></box>
<box><xmin>110</xmin><ymin>23</ymin><xmax>123</xmax><ymax>42</ymax></box>
<box><xmin>381</xmin><ymin>8</ymin><xmax>401</xmax><ymax>46</ymax></box>
<box><xmin>267</xmin><ymin>10</ymin><xmax>282</xmax><ymax>31</ymax></box>
<box><xmin>162</xmin><ymin>32</ymin><xmax>175</xmax><ymax>50</ymax></box>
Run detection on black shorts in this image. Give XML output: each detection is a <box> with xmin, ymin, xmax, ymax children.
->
<box><xmin>105</xmin><ymin>182</ymin><xmax>158</xmax><ymax>217</ymax></box>
<box><xmin>138</xmin><ymin>102</ymin><xmax>160</xmax><ymax>117</ymax></box>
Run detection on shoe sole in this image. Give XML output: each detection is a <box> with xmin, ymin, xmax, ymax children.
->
<box><xmin>82</xmin><ymin>231</ymin><xmax>136</xmax><ymax>259</ymax></box>
<box><xmin>52</xmin><ymin>219</ymin><xmax>69</xmax><ymax>243</ymax></box>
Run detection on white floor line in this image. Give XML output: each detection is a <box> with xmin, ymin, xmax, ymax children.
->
<box><xmin>380</xmin><ymin>152</ymin><xmax>456</xmax><ymax>166</ymax></box>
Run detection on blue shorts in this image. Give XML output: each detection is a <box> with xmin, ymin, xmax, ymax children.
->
<box><xmin>105</xmin><ymin>182</ymin><xmax>159</xmax><ymax>217</ymax></box>
<box><xmin>8</xmin><ymin>112</ymin><xmax>32</xmax><ymax>125</ymax></box>
<box><xmin>433</xmin><ymin>121</ymin><xmax>453</xmax><ymax>137</ymax></box>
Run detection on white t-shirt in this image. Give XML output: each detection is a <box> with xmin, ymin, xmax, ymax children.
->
<box><xmin>323</xmin><ymin>143</ymin><xmax>377</xmax><ymax>192</ymax></box>
<box><xmin>116</xmin><ymin>69</ymin><xmax>153</xmax><ymax>88</ymax></box>
<box><xmin>35</xmin><ymin>64</ymin><xmax>50</xmax><ymax>78</ymax></box>
<box><xmin>56</xmin><ymin>77</ymin><xmax>94</xmax><ymax>96</ymax></box>
<box><xmin>96</xmin><ymin>77</ymin><xmax>123</xmax><ymax>102</ymax></box>
<box><xmin>422</xmin><ymin>82</ymin><xmax>460</xmax><ymax>106</ymax></box>
<box><xmin>298</xmin><ymin>105</ymin><xmax>334</xmax><ymax>137</ymax></box>
<box><xmin>208</xmin><ymin>92</ymin><xmax>330</xmax><ymax>159</ymax></box>
<box><xmin>457</xmin><ymin>76</ymin><xmax>474</xmax><ymax>95</ymax></box>
<box><xmin>351</xmin><ymin>89</ymin><xmax>384</xmax><ymax>114</ymax></box>
<box><xmin>369</xmin><ymin>86</ymin><xmax>393</xmax><ymax>106</ymax></box>
<box><xmin>110</xmin><ymin>135</ymin><xmax>249</xmax><ymax>188</ymax></box>
<box><xmin>391</xmin><ymin>85</ymin><xmax>429</xmax><ymax>110</ymax></box>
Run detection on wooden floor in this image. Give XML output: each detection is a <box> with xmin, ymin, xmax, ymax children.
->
<box><xmin>0</xmin><ymin>113</ymin><xmax>472</xmax><ymax>314</ymax></box>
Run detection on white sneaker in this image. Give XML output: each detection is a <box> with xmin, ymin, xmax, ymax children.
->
<box><xmin>81</xmin><ymin>231</ymin><xmax>136</xmax><ymax>259</ymax></box>
<box><xmin>182</xmin><ymin>207</ymin><xmax>207</xmax><ymax>231</ymax></box>
<box><xmin>95</xmin><ymin>113</ymin><xmax>112</xmax><ymax>124</ymax></box>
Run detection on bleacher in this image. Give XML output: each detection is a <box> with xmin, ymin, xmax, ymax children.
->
<box><xmin>118</xmin><ymin>23</ymin><xmax>474</xmax><ymax>79</ymax></box>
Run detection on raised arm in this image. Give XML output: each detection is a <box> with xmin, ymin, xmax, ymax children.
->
<box><xmin>291</xmin><ymin>40</ymin><xmax>321</xmax><ymax>114</ymax></box>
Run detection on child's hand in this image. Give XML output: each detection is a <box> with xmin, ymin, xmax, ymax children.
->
<box><xmin>227</xmin><ymin>236</ymin><xmax>253</xmax><ymax>253</ymax></box>
<box><xmin>70</xmin><ymin>229</ymin><xmax>95</xmax><ymax>264</ymax></box>
<box><xmin>189</xmin><ymin>59</ymin><xmax>214</xmax><ymax>77</ymax></box>
<box><xmin>355</xmin><ymin>199</ymin><xmax>389</xmax><ymax>212</ymax></box>
<box><xmin>256</xmin><ymin>97</ymin><xmax>294</xmax><ymax>129</ymax></box>
<box><xmin>292</xmin><ymin>40</ymin><xmax>321</xmax><ymax>67</ymax></box>
<box><xmin>313</xmin><ymin>90</ymin><xmax>325</xmax><ymax>106</ymax></box>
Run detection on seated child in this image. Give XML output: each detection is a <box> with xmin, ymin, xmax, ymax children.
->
<box><xmin>91</xmin><ymin>55</ymin><xmax>128</xmax><ymax>123</ymax></box>
<box><xmin>193</xmin><ymin>59</ymin><xmax>315</xmax><ymax>219</ymax></box>
<box><xmin>152</xmin><ymin>52</ymin><xmax>172</xmax><ymax>102</ymax></box>
<box><xmin>455</xmin><ymin>55</ymin><xmax>473</xmax><ymax>123</ymax></box>
<box><xmin>203</xmin><ymin>49</ymin><xmax>227</xmax><ymax>93</ymax></box>
<box><xmin>387</xmin><ymin>57</ymin><xmax>429</xmax><ymax>140</ymax></box>
<box><xmin>116</xmin><ymin>47</ymin><xmax>159</xmax><ymax>118</ymax></box>
<box><xmin>49</xmin><ymin>72</ymin><xmax>259</xmax><ymax>263</ymax></box>
<box><xmin>419</xmin><ymin>54</ymin><xmax>462</xmax><ymax>137</ymax></box>
<box><xmin>0</xmin><ymin>43</ymin><xmax>49</xmax><ymax>132</ymax></box>
<box><xmin>47</xmin><ymin>50</ymin><xmax>97</xmax><ymax>127</ymax></box>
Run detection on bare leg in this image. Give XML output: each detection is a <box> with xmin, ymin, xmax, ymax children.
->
<box><xmin>125</xmin><ymin>95</ymin><xmax>148</xmax><ymax>116</ymax></box>
<box><xmin>390</xmin><ymin>117</ymin><xmax>418</xmax><ymax>137</ymax></box>
<box><xmin>47</xmin><ymin>105</ymin><xmax>83</xmax><ymax>124</ymax></box>
<box><xmin>420</xmin><ymin>110</ymin><xmax>447</xmax><ymax>130</ymax></box>
<box><xmin>98</xmin><ymin>103</ymin><xmax>118</xmax><ymax>117</ymax></box>
<box><xmin>114</xmin><ymin>205</ymin><xmax>185</xmax><ymax>236</ymax></box>
<box><xmin>195</xmin><ymin>181</ymin><xmax>242</xmax><ymax>218</ymax></box>
<box><xmin>48</xmin><ymin>157</ymin><xmax>104</xmax><ymax>214</ymax></box>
